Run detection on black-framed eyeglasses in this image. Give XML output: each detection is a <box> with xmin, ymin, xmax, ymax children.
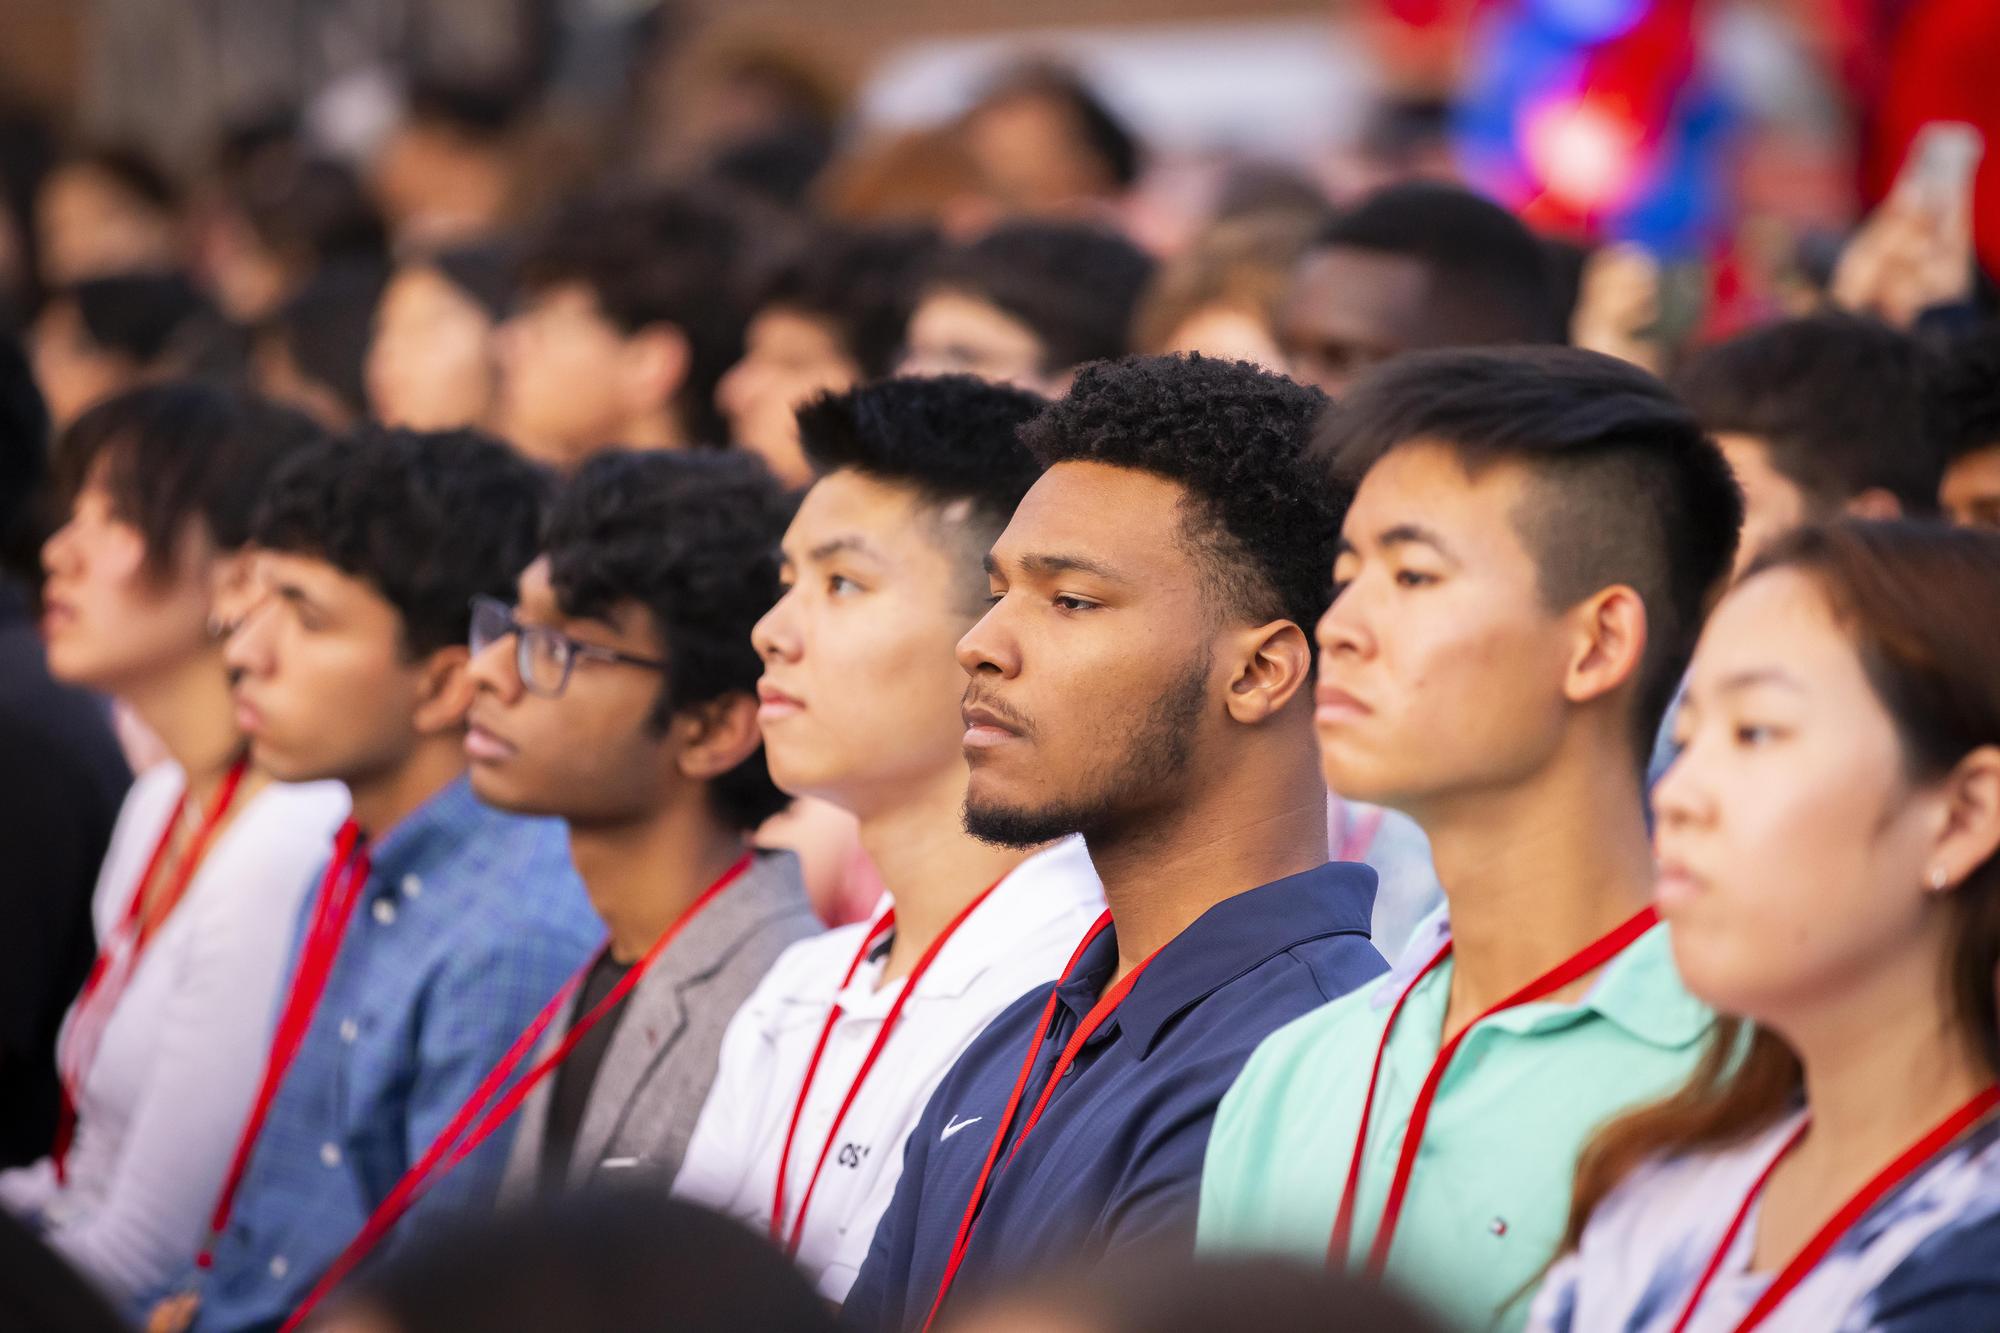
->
<box><xmin>469</xmin><ymin>595</ymin><xmax>668</xmax><ymax>699</ymax></box>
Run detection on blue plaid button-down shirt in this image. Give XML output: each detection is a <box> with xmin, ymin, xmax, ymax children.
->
<box><xmin>172</xmin><ymin>776</ymin><xmax>599</xmax><ymax>1333</ymax></box>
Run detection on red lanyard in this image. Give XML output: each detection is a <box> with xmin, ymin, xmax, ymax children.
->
<box><xmin>280</xmin><ymin>850</ymin><xmax>755</xmax><ymax>1333</ymax></box>
<box><xmin>921</xmin><ymin>909</ymin><xmax>1164</xmax><ymax>1333</ymax></box>
<box><xmin>770</xmin><ymin>880</ymin><xmax>1001</xmax><ymax>1258</ymax></box>
<box><xmin>198</xmin><ymin>820</ymin><xmax>373</xmax><ymax>1269</ymax></box>
<box><xmin>1669</xmin><ymin>1083</ymin><xmax>2000</xmax><ymax>1333</ymax></box>
<box><xmin>1329</xmin><ymin>905</ymin><xmax>1659</xmax><ymax>1278</ymax></box>
<box><xmin>54</xmin><ymin>757</ymin><xmax>250</xmax><ymax>1182</ymax></box>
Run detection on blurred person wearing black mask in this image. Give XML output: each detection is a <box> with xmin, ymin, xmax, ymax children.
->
<box><xmin>0</xmin><ymin>334</ymin><xmax>128</xmax><ymax>1172</ymax></box>
<box><xmin>31</xmin><ymin>273</ymin><xmax>232</xmax><ymax>430</ymax></box>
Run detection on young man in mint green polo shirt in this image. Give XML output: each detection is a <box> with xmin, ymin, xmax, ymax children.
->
<box><xmin>1197</xmin><ymin>347</ymin><xmax>1744</xmax><ymax>1332</ymax></box>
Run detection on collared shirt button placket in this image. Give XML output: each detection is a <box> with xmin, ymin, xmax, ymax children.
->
<box><xmin>373</xmin><ymin>898</ymin><xmax>397</xmax><ymax>926</ymax></box>
<box><xmin>268</xmin><ymin>1255</ymin><xmax>289</xmax><ymax>1280</ymax></box>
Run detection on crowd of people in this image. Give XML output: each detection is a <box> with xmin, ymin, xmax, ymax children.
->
<box><xmin>0</xmin><ymin>36</ymin><xmax>1998</xmax><ymax>1333</ymax></box>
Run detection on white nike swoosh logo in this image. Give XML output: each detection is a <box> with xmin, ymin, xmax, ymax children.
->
<box><xmin>940</xmin><ymin>1115</ymin><xmax>983</xmax><ymax>1141</ymax></box>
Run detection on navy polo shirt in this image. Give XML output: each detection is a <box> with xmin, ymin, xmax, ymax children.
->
<box><xmin>842</xmin><ymin>861</ymin><xmax>1385</xmax><ymax>1332</ymax></box>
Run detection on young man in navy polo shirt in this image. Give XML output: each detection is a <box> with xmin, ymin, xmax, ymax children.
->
<box><xmin>842</xmin><ymin>355</ymin><xmax>1387</xmax><ymax>1331</ymax></box>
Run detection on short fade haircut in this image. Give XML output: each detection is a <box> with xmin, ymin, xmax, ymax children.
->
<box><xmin>1936</xmin><ymin>325</ymin><xmax>2000</xmax><ymax>464</ymax></box>
<box><xmin>923</xmin><ymin>221</ymin><xmax>1156</xmax><ymax>374</ymax></box>
<box><xmin>542</xmin><ymin>449</ymin><xmax>791</xmax><ymax>831</ymax></box>
<box><xmin>1319</xmin><ymin>346</ymin><xmax>1743</xmax><ymax>761</ymax></box>
<box><xmin>518</xmin><ymin>187</ymin><xmax>761</xmax><ymax>447</ymax></box>
<box><xmin>797</xmin><ymin>374</ymin><xmax>1048</xmax><ymax>603</ymax></box>
<box><xmin>252</xmin><ymin>426</ymin><xmax>550</xmax><ymax>658</ymax></box>
<box><xmin>1313</xmin><ymin>181</ymin><xmax>1564</xmax><ymax>346</ymax></box>
<box><xmin>53</xmin><ymin>383</ymin><xmax>325</xmax><ymax>576</ymax></box>
<box><xmin>756</xmin><ymin>223</ymin><xmax>942</xmax><ymax>378</ymax></box>
<box><xmin>1674</xmin><ymin>312</ymin><xmax>1943</xmax><ymax>516</ymax></box>
<box><xmin>1019</xmin><ymin>353</ymin><xmax>1339</xmax><ymax>641</ymax></box>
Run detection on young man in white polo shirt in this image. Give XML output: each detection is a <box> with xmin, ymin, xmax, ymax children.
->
<box><xmin>671</xmin><ymin>376</ymin><xmax>1104</xmax><ymax>1302</ymax></box>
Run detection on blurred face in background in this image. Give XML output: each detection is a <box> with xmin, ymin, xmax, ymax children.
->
<box><xmin>716</xmin><ymin>306</ymin><xmax>860</xmax><ymax>489</ymax></box>
<box><xmin>1941</xmin><ymin>443</ymin><xmax>2000</xmax><ymax>531</ymax></box>
<box><xmin>900</xmin><ymin>288</ymin><xmax>1056</xmax><ymax>395</ymax></box>
<box><xmin>368</xmin><ymin>263</ymin><xmax>499</xmax><ymax>431</ymax></box>
<box><xmin>36</xmin><ymin>162</ymin><xmax>178</xmax><ymax>286</ymax></box>
<box><xmin>496</xmin><ymin>281</ymin><xmax>680</xmax><ymax>468</ymax></box>
<box><xmin>1279</xmin><ymin>247</ymin><xmax>1427</xmax><ymax>398</ymax></box>
<box><xmin>1158</xmin><ymin>302</ymin><xmax>1285</xmax><ymax>371</ymax></box>
<box><xmin>40</xmin><ymin>466</ymin><xmax>221</xmax><ymax>696</ymax></box>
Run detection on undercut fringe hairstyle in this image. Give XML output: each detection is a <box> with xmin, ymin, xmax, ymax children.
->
<box><xmin>542</xmin><ymin>449</ymin><xmax>791</xmax><ymax>831</ymax></box>
<box><xmin>1674</xmin><ymin>312</ymin><xmax>1944</xmax><ymax>516</ymax></box>
<box><xmin>53</xmin><ymin>383</ymin><xmax>326</xmax><ymax>576</ymax></box>
<box><xmin>251</xmin><ymin>426</ymin><xmax>551</xmax><ymax>658</ymax></box>
<box><xmin>1315</xmin><ymin>346</ymin><xmax>1743</xmax><ymax>762</ymax></box>
<box><xmin>1019</xmin><ymin>353</ymin><xmax>1340</xmax><ymax>640</ymax></box>
<box><xmin>796</xmin><ymin>374</ymin><xmax>1048</xmax><ymax>572</ymax></box>
<box><xmin>1561</xmin><ymin>521</ymin><xmax>2000</xmax><ymax>1253</ymax></box>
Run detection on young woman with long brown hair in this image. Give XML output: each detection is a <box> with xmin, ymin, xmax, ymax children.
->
<box><xmin>1531</xmin><ymin>520</ymin><xmax>2000</xmax><ymax>1332</ymax></box>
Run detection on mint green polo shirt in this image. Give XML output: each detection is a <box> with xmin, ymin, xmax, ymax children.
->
<box><xmin>1197</xmin><ymin>911</ymin><xmax>1710</xmax><ymax>1333</ymax></box>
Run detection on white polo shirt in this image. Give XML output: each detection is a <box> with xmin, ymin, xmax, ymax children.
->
<box><xmin>671</xmin><ymin>836</ymin><xmax>1105</xmax><ymax>1301</ymax></box>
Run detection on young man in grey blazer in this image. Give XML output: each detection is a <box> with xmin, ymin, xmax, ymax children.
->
<box><xmin>464</xmin><ymin>447</ymin><xmax>822</xmax><ymax>1199</ymax></box>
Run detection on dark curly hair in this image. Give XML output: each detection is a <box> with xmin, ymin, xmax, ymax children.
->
<box><xmin>923</xmin><ymin>221</ymin><xmax>1155</xmax><ymax>374</ymax></box>
<box><xmin>1320</xmin><ymin>346</ymin><xmax>1743</xmax><ymax>762</ymax></box>
<box><xmin>53</xmin><ymin>383</ymin><xmax>325</xmax><ymax>577</ymax></box>
<box><xmin>1674</xmin><ymin>312</ymin><xmax>1942</xmax><ymax>516</ymax></box>
<box><xmin>519</xmin><ymin>187</ymin><xmax>764</xmax><ymax>447</ymax></box>
<box><xmin>1018</xmin><ymin>353</ymin><xmax>1338</xmax><ymax>638</ymax></box>
<box><xmin>251</xmin><ymin>425</ymin><xmax>551</xmax><ymax>658</ymax></box>
<box><xmin>542</xmin><ymin>449</ymin><xmax>790</xmax><ymax>832</ymax></box>
<box><xmin>797</xmin><ymin>374</ymin><xmax>1047</xmax><ymax>603</ymax></box>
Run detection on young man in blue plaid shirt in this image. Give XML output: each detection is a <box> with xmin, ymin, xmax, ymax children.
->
<box><xmin>149</xmin><ymin>427</ymin><xmax>599</xmax><ymax>1333</ymax></box>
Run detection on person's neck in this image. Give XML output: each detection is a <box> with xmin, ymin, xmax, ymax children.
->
<box><xmin>125</xmin><ymin>647</ymin><xmax>254</xmax><ymax>810</ymax></box>
<box><xmin>619</xmin><ymin>410</ymin><xmax>685</xmax><ymax>453</ymax></box>
<box><xmin>1087</xmin><ymin>731</ymin><xmax>1329</xmax><ymax>984</ymax></box>
<box><xmin>1781</xmin><ymin>938</ymin><xmax>1993</xmax><ymax>1193</ymax></box>
<box><xmin>1416</xmin><ymin>740</ymin><xmax>1654</xmax><ymax>1042</ymax></box>
<box><xmin>569</xmin><ymin>797</ymin><xmax>748</xmax><ymax>965</ymax></box>
<box><xmin>856</xmin><ymin>764</ymin><xmax>1035</xmax><ymax>983</ymax></box>
<box><xmin>346</xmin><ymin>734</ymin><xmax>466</xmax><ymax>842</ymax></box>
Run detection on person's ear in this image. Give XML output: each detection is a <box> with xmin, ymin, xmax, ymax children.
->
<box><xmin>673</xmin><ymin>692</ymin><xmax>763</xmax><ymax>783</ymax></box>
<box><xmin>1223</xmin><ymin>619</ymin><xmax>1314</xmax><ymax>725</ymax></box>
<box><xmin>411</xmin><ymin>645</ymin><xmax>477</xmax><ymax>735</ymax></box>
<box><xmin>1844</xmin><ymin>488</ymin><xmax>1905</xmax><ymax>521</ymax></box>
<box><xmin>1564</xmin><ymin>585</ymin><xmax>1648</xmax><ymax>708</ymax></box>
<box><xmin>620</xmin><ymin>323</ymin><xmax>692</xmax><ymax>420</ymax></box>
<box><xmin>1927</xmin><ymin>745</ymin><xmax>2000</xmax><ymax>894</ymax></box>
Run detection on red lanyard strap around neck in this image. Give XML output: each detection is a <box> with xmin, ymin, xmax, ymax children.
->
<box><xmin>1670</xmin><ymin>1083</ymin><xmax>2000</xmax><ymax>1333</ymax></box>
<box><xmin>1329</xmin><ymin>905</ymin><xmax>1659</xmax><ymax>1278</ymax></box>
<box><xmin>54</xmin><ymin>756</ymin><xmax>251</xmax><ymax>1183</ymax></box>
<box><xmin>771</xmin><ymin>879</ymin><xmax>1002</xmax><ymax>1258</ymax></box>
<box><xmin>199</xmin><ymin>820</ymin><xmax>372</xmax><ymax>1268</ymax></box>
<box><xmin>920</xmin><ymin>909</ymin><xmax>1165</xmax><ymax>1333</ymax></box>
<box><xmin>281</xmin><ymin>850</ymin><xmax>755</xmax><ymax>1333</ymax></box>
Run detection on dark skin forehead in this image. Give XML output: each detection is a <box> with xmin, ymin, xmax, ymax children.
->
<box><xmin>1280</xmin><ymin>247</ymin><xmax>1433</xmax><ymax>365</ymax></box>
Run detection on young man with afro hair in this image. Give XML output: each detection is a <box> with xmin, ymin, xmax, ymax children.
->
<box><xmin>842</xmin><ymin>354</ymin><xmax>1386</xmax><ymax>1332</ymax></box>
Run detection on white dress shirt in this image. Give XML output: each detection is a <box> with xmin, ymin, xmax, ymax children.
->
<box><xmin>673</xmin><ymin>835</ymin><xmax>1105</xmax><ymax>1301</ymax></box>
<box><xmin>0</xmin><ymin>765</ymin><xmax>348</xmax><ymax>1303</ymax></box>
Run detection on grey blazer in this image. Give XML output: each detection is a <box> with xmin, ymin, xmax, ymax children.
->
<box><xmin>499</xmin><ymin>848</ymin><xmax>821</xmax><ymax>1201</ymax></box>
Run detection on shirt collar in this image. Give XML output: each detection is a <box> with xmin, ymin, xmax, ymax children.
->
<box><xmin>359</xmin><ymin>773</ymin><xmax>486</xmax><ymax>895</ymax></box>
<box><xmin>921</xmin><ymin>836</ymin><xmax>1103</xmax><ymax>1001</ymax></box>
<box><xmin>1058</xmin><ymin>861</ymin><xmax>1377</xmax><ymax>1058</ymax></box>
<box><xmin>1369</xmin><ymin>908</ymin><xmax>1709</xmax><ymax>1051</ymax></box>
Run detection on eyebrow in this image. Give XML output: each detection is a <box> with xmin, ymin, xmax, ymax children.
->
<box><xmin>1713</xmin><ymin>668</ymin><xmax>1806</xmax><ymax>696</ymax></box>
<box><xmin>795</xmin><ymin>534</ymin><xmax>881</xmax><ymax>565</ymax></box>
<box><xmin>1376</xmin><ymin>523</ymin><xmax>1459</xmax><ymax>561</ymax></box>
<box><xmin>272</xmin><ymin>581</ymin><xmax>319</xmax><ymax>613</ymax></box>
<box><xmin>1007</xmin><ymin>552</ymin><xmax>1130</xmax><ymax>583</ymax></box>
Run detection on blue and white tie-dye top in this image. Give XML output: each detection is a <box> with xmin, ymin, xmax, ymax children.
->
<box><xmin>1529</xmin><ymin>1110</ymin><xmax>2000</xmax><ymax>1333</ymax></box>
